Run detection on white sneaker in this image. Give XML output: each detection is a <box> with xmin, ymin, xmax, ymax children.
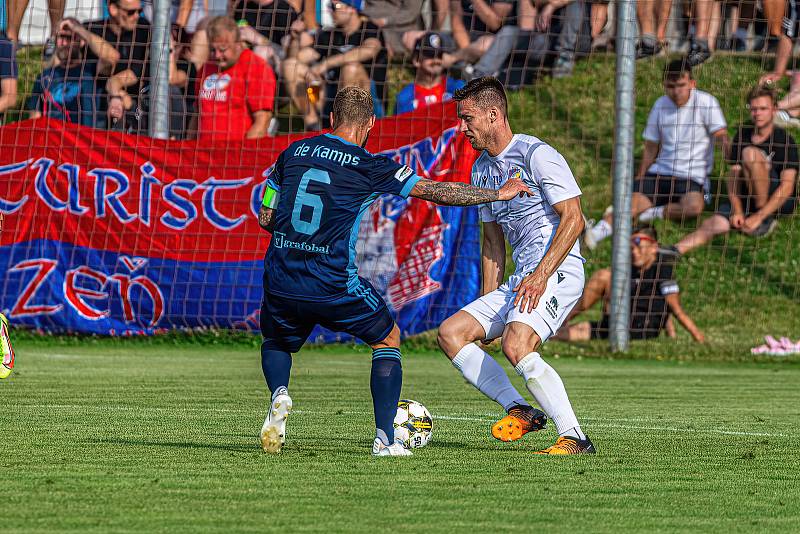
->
<box><xmin>582</xmin><ymin>221</ymin><xmax>602</xmax><ymax>251</ymax></box>
<box><xmin>372</xmin><ymin>438</ymin><xmax>413</xmax><ymax>457</ymax></box>
<box><xmin>260</xmin><ymin>392</ymin><xmax>292</xmax><ymax>453</ymax></box>
<box><xmin>582</xmin><ymin>206</ymin><xmax>613</xmax><ymax>251</ymax></box>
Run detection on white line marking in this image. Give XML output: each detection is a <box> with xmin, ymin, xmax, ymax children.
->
<box><xmin>305</xmin><ymin>411</ymin><xmax>791</xmax><ymax>438</ymax></box>
<box><xmin>13</xmin><ymin>405</ymin><xmax>789</xmax><ymax>438</ymax></box>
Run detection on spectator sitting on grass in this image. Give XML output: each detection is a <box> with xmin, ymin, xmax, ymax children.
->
<box><xmin>281</xmin><ymin>0</ymin><xmax>387</xmax><ymax>131</ymax></box>
<box><xmin>675</xmin><ymin>85</ymin><xmax>798</xmax><ymax>253</ymax></box>
<box><xmin>394</xmin><ymin>32</ymin><xmax>464</xmax><ymax>114</ymax></box>
<box><xmin>0</xmin><ymin>35</ymin><xmax>18</xmax><ymax>123</ymax></box>
<box><xmin>555</xmin><ymin>225</ymin><xmax>705</xmax><ymax>343</ymax></box>
<box><xmin>189</xmin><ymin>16</ymin><xmax>276</xmax><ymax>140</ymax></box>
<box><xmin>27</xmin><ymin>18</ymin><xmax>119</xmax><ymax>126</ymax></box>
<box><xmin>583</xmin><ymin>59</ymin><xmax>729</xmax><ymax>251</ymax></box>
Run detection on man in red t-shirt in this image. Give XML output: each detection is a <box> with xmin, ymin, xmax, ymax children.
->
<box><xmin>193</xmin><ymin>16</ymin><xmax>276</xmax><ymax>140</ymax></box>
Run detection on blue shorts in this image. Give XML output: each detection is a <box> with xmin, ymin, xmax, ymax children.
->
<box><xmin>260</xmin><ymin>278</ymin><xmax>395</xmax><ymax>353</ymax></box>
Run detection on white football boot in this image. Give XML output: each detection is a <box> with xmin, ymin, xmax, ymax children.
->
<box><xmin>372</xmin><ymin>438</ymin><xmax>413</xmax><ymax>457</ymax></box>
<box><xmin>260</xmin><ymin>392</ymin><xmax>293</xmax><ymax>453</ymax></box>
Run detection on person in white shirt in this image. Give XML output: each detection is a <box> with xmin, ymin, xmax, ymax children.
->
<box><xmin>584</xmin><ymin>59</ymin><xmax>729</xmax><ymax>250</ymax></box>
<box><xmin>437</xmin><ymin>76</ymin><xmax>595</xmax><ymax>455</ymax></box>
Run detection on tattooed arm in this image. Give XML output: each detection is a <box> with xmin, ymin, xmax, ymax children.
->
<box><xmin>409</xmin><ymin>178</ymin><xmax>531</xmax><ymax>206</ymax></box>
<box><xmin>258</xmin><ymin>205</ymin><xmax>276</xmax><ymax>233</ymax></box>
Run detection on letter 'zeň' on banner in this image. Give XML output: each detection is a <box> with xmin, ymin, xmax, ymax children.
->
<box><xmin>0</xmin><ymin>104</ymin><xmax>479</xmax><ymax>339</ymax></box>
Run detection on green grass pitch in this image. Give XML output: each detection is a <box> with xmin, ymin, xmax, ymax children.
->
<box><xmin>2</xmin><ymin>340</ymin><xmax>799</xmax><ymax>532</ymax></box>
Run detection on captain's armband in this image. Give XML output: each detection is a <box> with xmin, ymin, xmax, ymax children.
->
<box><xmin>262</xmin><ymin>183</ymin><xmax>279</xmax><ymax>210</ymax></box>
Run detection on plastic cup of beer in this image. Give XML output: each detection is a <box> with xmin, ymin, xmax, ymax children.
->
<box><xmin>307</xmin><ymin>80</ymin><xmax>321</xmax><ymax>104</ymax></box>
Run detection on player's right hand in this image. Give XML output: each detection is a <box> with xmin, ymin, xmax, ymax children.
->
<box><xmin>497</xmin><ymin>178</ymin><xmax>532</xmax><ymax>201</ymax></box>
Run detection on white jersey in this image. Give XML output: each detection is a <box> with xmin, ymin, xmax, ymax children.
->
<box><xmin>471</xmin><ymin>134</ymin><xmax>583</xmax><ymax>276</ymax></box>
<box><xmin>643</xmin><ymin>89</ymin><xmax>727</xmax><ymax>185</ymax></box>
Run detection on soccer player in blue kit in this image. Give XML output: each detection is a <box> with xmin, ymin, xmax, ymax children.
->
<box><xmin>257</xmin><ymin>86</ymin><xmax>531</xmax><ymax>456</ymax></box>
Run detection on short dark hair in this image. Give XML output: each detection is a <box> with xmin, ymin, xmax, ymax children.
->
<box><xmin>632</xmin><ymin>224</ymin><xmax>658</xmax><ymax>242</ymax></box>
<box><xmin>332</xmin><ymin>86</ymin><xmax>374</xmax><ymax>126</ymax></box>
<box><xmin>747</xmin><ymin>84</ymin><xmax>778</xmax><ymax>105</ymax></box>
<box><xmin>664</xmin><ymin>58</ymin><xmax>692</xmax><ymax>81</ymax></box>
<box><xmin>453</xmin><ymin>76</ymin><xmax>508</xmax><ymax>116</ymax></box>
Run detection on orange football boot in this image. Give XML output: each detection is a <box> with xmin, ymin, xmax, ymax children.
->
<box><xmin>491</xmin><ymin>405</ymin><xmax>547</xmax><ymax>442</ymax></box>
<box><xmin>533</xmin><ymin>435</ymin><xmax>596</xmax><ymax>455</ymax></box>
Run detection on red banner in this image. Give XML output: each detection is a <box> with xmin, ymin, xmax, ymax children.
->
<box><xmin>0</xmin><ymin>103</ymin><xmax>479</xmax><ymax>335</ymax></box>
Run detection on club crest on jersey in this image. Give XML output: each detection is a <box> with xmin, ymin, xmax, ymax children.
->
<box><xmin>394</xmin><ymin>166</ymin><xmax>414</xmax><ymax>182</ymax></box>
<box><xmin>507</xmin><ymin>166</ymin><xmax>523</xmax><ymax>181</ymax></box>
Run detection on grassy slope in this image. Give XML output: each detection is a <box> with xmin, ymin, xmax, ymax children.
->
<box><xmin>506</xmin><ymin>55</ymin><xmax>800</xmax><ymax>361</ymax></box>
<box><xmin>2</xmin><ymin>341</ymin><xmax>800</xmax><ymax>532</ymax></box>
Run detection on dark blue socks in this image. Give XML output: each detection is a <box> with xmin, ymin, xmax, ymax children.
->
<box><xmin>370</xmin><ymin>348</ymin><xmax>402</xmax><ymax>445</ymax></box>
<box><xmin>261</xmin><ymin>342</ymin><xmax>292</xmax><ymax>400</ymax></box>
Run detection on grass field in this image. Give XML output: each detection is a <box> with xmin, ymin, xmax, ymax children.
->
<box><xmin>3</xmin><ymin>340</ymin><xmax>800</xmax><ymax>532</ymax></box>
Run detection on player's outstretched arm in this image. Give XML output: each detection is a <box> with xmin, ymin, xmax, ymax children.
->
<box><xmin>409</xmin><ymin>178</ymin><xmax>531</xmax><ymax>206</ymax></box>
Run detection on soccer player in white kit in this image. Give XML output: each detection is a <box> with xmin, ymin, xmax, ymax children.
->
<box><xmin>437</xmin><ymin>77</ymin><xmax>595</xmax><ymax>455</ymax></box>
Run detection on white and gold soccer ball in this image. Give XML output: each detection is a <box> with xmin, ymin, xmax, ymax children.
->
<box><xmin>393</xmin><ymin>399</ymin><xmax>432</xmax><ymax>449</ymax></box>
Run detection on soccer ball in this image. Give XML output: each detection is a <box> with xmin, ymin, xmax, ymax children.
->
<box><xmin>393</xmin><ymin>399</ymin><xmax>432</xmax><ymax>449</ymax></box>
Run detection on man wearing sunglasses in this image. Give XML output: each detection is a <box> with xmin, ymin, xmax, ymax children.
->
<box><xmin>85</xmin><ymin>0</ymin><xmax>152</xmax><ymax>131</ymax></box>
<box><xmin>556</xmin><ymin>225</ymin><xmax>704</xmax><ymax>343</ymax></box>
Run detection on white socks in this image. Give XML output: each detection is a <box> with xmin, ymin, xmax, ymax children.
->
<box><xmin>514</xmin><ymin>352</ymin><xmax>585</xmax><ymax>440</ymax></box>
<box><xmin>638</xmin><ymin>205</ymin><xmax>665</xmax><ymax>223</ymax></box>
<box><xmin>590</xmin><ymin>219</ymin><xmax>612</xmax><ymax>242</ymax></box>
<box><xmin>452</xmin><ymin>344</ymin><xmax>528</xmax><ymax>412</ymax></box>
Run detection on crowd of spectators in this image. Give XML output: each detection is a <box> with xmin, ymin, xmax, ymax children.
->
<box><xmin>1</xmin><ymin>1</ymin><xmax>800</xmax><ymax>344</ymax></box>
<box><xmin>4</xmin><ymin>0</ymin><xmax>800</xmax><ymax>138</ymax></box>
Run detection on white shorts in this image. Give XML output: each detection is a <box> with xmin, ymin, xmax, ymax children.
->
<box><xmin>461</xmin><ymin>255</ymin><xmax>585</xmax><ymax>343</ymax></box>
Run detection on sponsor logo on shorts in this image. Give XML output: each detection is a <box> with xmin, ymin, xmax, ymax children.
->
<box><xmin>557</xmin><ymin>272</ymin><xmax>565</xmax><ymax>284</ymax></box>
<box><xmin>545</xmin><ymin>296</ymin><xmax>558</xmax><ymax>319</ymax></box>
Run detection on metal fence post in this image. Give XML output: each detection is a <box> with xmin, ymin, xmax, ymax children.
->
<box><xmin>610</xmin><ymin>0</ymin><xmax>637</xmax><ymax>352</ymax></box>
<box><xmin>149</xmin><ymin>0</ymin><xmax>171</xmax><ymax>139</ymax></box>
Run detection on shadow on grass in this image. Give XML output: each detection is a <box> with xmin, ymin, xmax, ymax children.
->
<box><xmin>86</xmin><ymin>437</ymin><xmax>259</xmax><ymax>454</ymax></box>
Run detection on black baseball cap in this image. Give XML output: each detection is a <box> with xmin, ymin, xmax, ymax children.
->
<box><xmin>415</xmin><ymin>32</ymin><xmax>446</xmax><ymax>59</ymax></box>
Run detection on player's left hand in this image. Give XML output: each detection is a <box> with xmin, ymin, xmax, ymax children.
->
<box><xmin>497</xmin><ymin>178</ymin><xmax>532</xmax><ymax>201</ymax></box>
<box><xmin>513</xmin><ymin>272</ymin><xmax>548</xmax><ymax>313</ymax></box>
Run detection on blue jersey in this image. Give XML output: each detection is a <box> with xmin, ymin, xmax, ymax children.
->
<box><xmin>394</xmin><ymin>77</ymin><xmax>465</xmax><ymax>115</ymax></box>
<box><xmin>264</xmin><ymin>133</ymin><xmax>421</xmax><ymax>301</ymax></box>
